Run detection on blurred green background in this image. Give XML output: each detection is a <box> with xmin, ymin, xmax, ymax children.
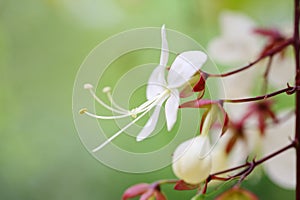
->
<box><xmin>0</xmin><ymin>0</ymin><xmax>295</xmax><ymax>199</ymax></box>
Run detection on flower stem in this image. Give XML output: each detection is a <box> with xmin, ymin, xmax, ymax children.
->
<box><xmin>293</xmin><ymin>0</ymin><xmax>300</xmax><ymax>199</ymax></box>
<box><xmin>208</xmin><ymin>141</ymin><xmax>297</xmax><ymax>183</ymax></box>
<box><xmin>221</xmin><ymin>86</ymin><xmax>297</xmax><ymax>104</ymax></box>
<box><xmin>206</xmin><ymin>38</ymin><xmax>293</xmax><ymax>78</ymax></box>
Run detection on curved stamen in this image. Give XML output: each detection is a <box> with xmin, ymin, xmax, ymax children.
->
<box><xmin>103</xmin><ymin>87</ymin><xmax>129</xmax><ymax>113</ymax></box>
<box><xmin>92</xmin><ymin>105</ymin><xmax>156</xmax><ymax>152</ymax></box>
<box><xmin>133</xmin><ymin>90</ymin><xmax>170</xmax><ymax>114</ymax></box>
<box><xmin>80</xmin><ymin>108</ymin><xmax>132</xmax><ymax>119</ymax></box>
<box><xmin>84</xmin><ymin>84</ymin><xmax>128</xmax><ymax>115</ymax></box>
<box><xmin>92</xmin><ymin>90</ymin><xmax>170</xmax><ymax>152</ymax></box>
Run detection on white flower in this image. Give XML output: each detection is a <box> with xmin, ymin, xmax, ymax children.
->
<box><xmin>267</xmin><ymin>54</ymin><xmax>295</xmax><ymax>88</ymax></box>
<box><xmin>81</xmin><ymin>25</ymin><xmax>207</xmax><ymax>152</ymax></box>
<box><xmin>208</xmin><ymin>11</ymin><xmax>261</xmax><ymax>99</ymax></box>
<box><xmin>172</xmin><ymin>135</ymin><xmax>212</xmax><ymax>184</ymax></box>
<box><xmin>208</xmin><ymin>11</ymin><xmax>295</xmax><ymax>90</ymax></box>
<box><xmin>208</xmin><ymin>11</ymin><xmax>261</xmax><ymax>66</ymax></box>
<box><xmin>172</xmin><ymin>104</ymin><xmax>221</xmax><ymax>184</ymax></box>
<box><xmin>262</xmin><ymin>112</ymin><xmax>296</xmax><ymax>189</ymax></box>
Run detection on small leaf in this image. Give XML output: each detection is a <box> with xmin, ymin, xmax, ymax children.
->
<box><xmin>174</xmin><ymin>180</ymin><xmax>200</xmax><ymax>191</ymax></box>
<box><xmin>215</xmin><ymin>187</ymin><xmax>258</xmax><ymax>200</ymax></box>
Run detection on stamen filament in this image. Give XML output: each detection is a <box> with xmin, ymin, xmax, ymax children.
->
<box><xmin>106</xmin><ymin>92</ymin><xmax>129</xmax><ymax>113</ymax></box>
<box><xmin>85</xmin><ymin>85</ymin><xmax>128</xmax><ymax>115</ymax></box>
<box><xmin>83</xmin><ymin>110</ymin><xmax>132</xmax><ymax>119</ymax></box>
<box><xmin>85</xmin><ymin>86</ymin><xmax>170</xmax><ymax>152</ymax></box>
<box><xmin>92</xmin><ymin>105</ymin><xmax>155</xmax><ymax>152</ymax></box>
<box><xmin>134</xmin><ymin>90</ymin><xmax>170</xmax><ymax>113</ymax></box>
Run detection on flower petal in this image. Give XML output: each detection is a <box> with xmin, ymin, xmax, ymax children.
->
<box><xmin>220</xmin><ymin>11</ymin><xmax>256</xmax><ymax>38</ymax></box>
<box><xmin>160</xmin><ymin>24</ymin><xmax>169</xmax><ymax>67</ymax></box>
<box><xmin>268</xmin><ymin>55</ymin><xmax>295</xmax><ymax>88</ymax></box>
<box><xmin>165</xmin><ymin>89</ymin><xmax>180</xmax><ymax>131</ymax></box>
<box><xmin>219</xmin><ymin>67</ymin><xmax>258</xmax><ymax>99</ymax></box>
<box><xmin>263</xmin><ymin>113</ymin><xmax>296</xmax><ymax>189</ymax></box>
<box><xmin>146</xmin><ymin>65</ymin><xmax>166</xmax><ymax>100</ymax></box>
<box><xmin>208</xmin><ymin>36</ymin><xmax>259</xmax><ymax>65</ymax></box>
<box><xmin>172</xmin><ymin>135</ymin><xmax>212</xmax><ymax>184</ymax></box>
<box><xmin>136</xmin><ymin>104</ymin><xmax>162</xmax><ymax>142</ymax></box>
<box><xmin>167</xmin><ymin>51</ymin><xmax>207</xmax><ymax>88</ymax></box>
<box><xmin>207</xmin><ymin>11</ymin><xmax>260</xmax><ymax>66</ymax></box>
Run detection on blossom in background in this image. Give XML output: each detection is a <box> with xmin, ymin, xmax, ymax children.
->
<box><xmin>262</xmin><ymin>112</ymin><xmax>296</xmax><ymax>189</ymax></box>
<box><xmin>221</xmin><ymin>103</ymin><xmax>295</xmax><ymax>189</ymax></box>
<box><xmin>208</xmin><ymin>12</ymin><xmax>260</xmax><ymax>99</ymax></box>
<box><xmin>208</xmin><ymin>11</ymin><xmax>260</xmax><ymax>66</ymax></box>
<box><xmin>208</xmin><ymin>11</ymin><xmax>295</xmax><ymax>90</ymax></box>
<box><xmin>81</xmin><ymin>25</ymin><xmax>207</xmax><ymax>152</ymax></box>
<box><xmin>207</xmin><ymin>11</ymin><xmax>296</xmax><ymax>189</ymax></box>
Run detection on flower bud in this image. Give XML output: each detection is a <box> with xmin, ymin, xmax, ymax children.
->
<box><xmin>172</xmin><ymin>135</ymin><xmax>212</xmax><ymax>184</ymax></box>
<box><xmin>122</xmin><ymin>183</ymin><xmax>150</xmax><ymax>200</ymax></box>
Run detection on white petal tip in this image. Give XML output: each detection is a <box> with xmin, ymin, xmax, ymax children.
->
<box><xmin>136</xmin><ymin>137</ymin><xmax>145</xmax><ymax>142</ymax></box>
<box><xmin>84</xmin><ymin>83</ymin><xmax>93</xmax><ymax>89</ymax></box>
<box><xmin>162</xmin><ymin>24</ymin><xmax>165</xmax><ymax>29</ymax></box>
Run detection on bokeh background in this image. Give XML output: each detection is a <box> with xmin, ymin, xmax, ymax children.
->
<box><xmin>0</xmin><ymin>0</ymin><xmax>295</xmax><ymax>199</ymax></box>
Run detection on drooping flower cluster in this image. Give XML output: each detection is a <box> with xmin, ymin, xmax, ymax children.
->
<box><xmin>207</xmin><ymin>11</ymin><xmax>296</xmax><ymax>190</ymax></box>
<box><xmin>81</xmin><ymin>9</ymin><xmax>297</xmax><ymax>199</ymax></box>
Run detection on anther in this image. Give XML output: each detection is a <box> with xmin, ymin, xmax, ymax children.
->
<box><xmin>79</xmin><ymin>108</ymin><xmax>88</xmax><ymax>114</ymax></box>
<box><xmin>102</xmin><ymin>86</ymin><xmax>111</xmax><ymax>93</ymax></box>
<box><xmin>130</xmin><ymin>109</ymin><xmax>137</xmax><ymax>118</ymax></box>
<box><xmin>84</xmin><ymin>83</ymin><xmax>93</xmax><ymax>90</ymax></box>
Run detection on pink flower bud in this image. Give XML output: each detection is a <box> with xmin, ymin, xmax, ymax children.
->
<box><xmin>122</xmin><ymin>183</ymin><xmax>150</xmax><ymax>200</ymax></box>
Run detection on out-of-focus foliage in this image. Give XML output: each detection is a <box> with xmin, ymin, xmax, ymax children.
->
<box><xmin>0</xmin><ymin>0</ymin><xmax>295</xmax><ymax>199</ymax></box>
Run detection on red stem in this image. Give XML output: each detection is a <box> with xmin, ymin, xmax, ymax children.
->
<box><xmin>208</xmin><ymin>141</ymin><xmax>296</xmax><ymax>183</ymax></box>
<box><xmin>221</xmin><ymin>86</ymin><xmax>297</xmax><ymax>104</ymax></box>
<box><xmin>206</xmin><ymin>38</ymin><xmax>293</xmax><ymax>78</ymax></box>
<box><xmin>293</xmin><ymin>0</ymin><xmax>300</xmax><ymax>199</ymax></box>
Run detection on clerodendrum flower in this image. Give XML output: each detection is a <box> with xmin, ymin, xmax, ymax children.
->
<box><xmin>208</xmin><ymin>11</ymin><xmax>260</xmax><ymax>66</ymax></box>
<box><xmin>172</xmin><ymin>105</ymin><xmax>221</xmax><ymax>184</ymax></box>
<box><xmin>208</xmin><ymin>11</ymin><xmax>294</xmax><ymax>89</ymax></box>
<box><xmin>262</xmin><ymin>112</ymin><xmax>296</xmax><ymax>189</ymax></box>
<box><xmin>81</xmin><ymin>25</ymin><xmax>207</xmax><ymax>152</ymax></box>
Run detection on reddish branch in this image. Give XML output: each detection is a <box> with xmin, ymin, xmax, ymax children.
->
<box><xmin>202</xmin><ymin>140</ymin><xmax>298</xmax><ymax>194</ymax></box>
<box><xmin>206</xmin><ymin>38</ymin><xmax>293</xmax><ymax>78</ymax></box>
<box><xmin>221</xmin><ymin>85</ymin><xmax>298</xmax><ymax>104</ymax></box>
<box><xmin>293</xmin><ymin>0</ymin><xmax>300</xmax><ymax>199</ymax></box>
